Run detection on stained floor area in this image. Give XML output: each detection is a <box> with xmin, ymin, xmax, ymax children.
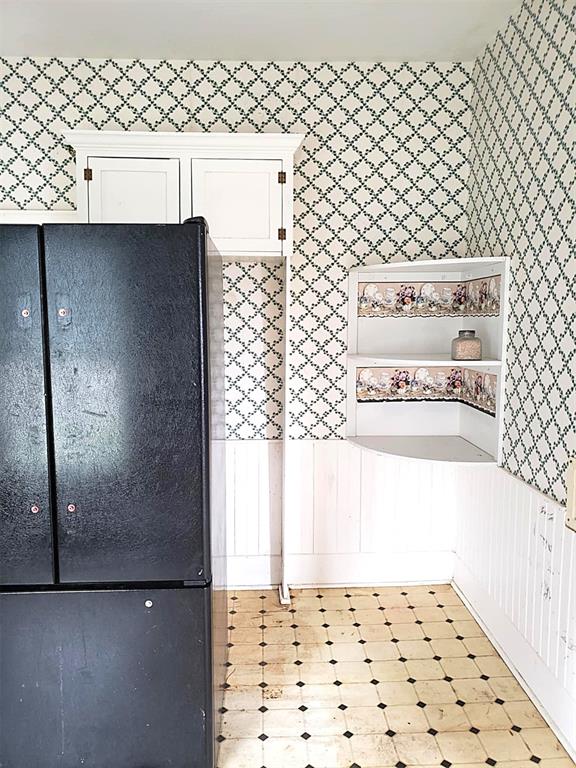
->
<box><xmin>218</xmin><ymin>585</ymin><xmax>573</xmax><ymax>768</ymax></box>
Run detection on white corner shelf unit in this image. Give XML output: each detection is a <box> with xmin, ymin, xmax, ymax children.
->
<box><xmin>346</xmin><ymin>257</ymin><xmax>510</xmax><ymax>464</ymax></box>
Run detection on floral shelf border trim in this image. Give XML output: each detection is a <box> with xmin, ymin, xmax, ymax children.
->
<box><xmin>358</xmin><ymin>275</ymin><xmax>501</xmax><ymax>318</ymax></box>
<box><xmin>356</xmin><ymin>366</ymin><xmax>497</xmax><ymax>417</ymax></box>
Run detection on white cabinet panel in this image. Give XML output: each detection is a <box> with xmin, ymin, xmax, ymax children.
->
<box><xmin>87</xmin><ymin>157</ymin><xmax>180</xmax><ymax>223</ymax></box>
<box><xmin>192</xmin><ymin>159</ymin><xmax>283</xmax><ymax>254</ymax></box>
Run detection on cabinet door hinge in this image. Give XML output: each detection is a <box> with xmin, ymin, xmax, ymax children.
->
<box><xmin>83</xmin><ymin>167</ymin><xmax>93</xmax><ymax>181</ymax></box>
<box><xmin>278</xmin><ymin>170</ymin><xmax>286</xmax><ymax>184</ymax></box>
<box><xmin>278</xmin><ymin>227</ymin><xmax>286</xmax><ymax>241</ymax></box>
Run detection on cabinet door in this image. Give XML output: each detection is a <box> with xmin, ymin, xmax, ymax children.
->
<box><xmin>87</xmin><ymin>156</ymin><xmax>180</xmax><ymax>223</ymax></box>
<box><xmin>0</xmin><ymin>226</ymin><xmax>53</xmax><ymax>585</ymax></box>
<box><xmin>43</xmin><ymin>223</ymin><xmax>209</xmax><ymax>584</ymax></box>
<box><xmin>192</xmin><ymin>158</ymin><xmax>283</xmax><ymax>254</ymax></box>
<box><xmin>0</xmin><ymin>588</ymin><xmax>212</xmax><ymax>768</ymax></box>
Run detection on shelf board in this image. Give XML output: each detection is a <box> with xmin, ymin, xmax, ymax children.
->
<box><xmin>348</xmin><ymin>353</ymin><xmax>501</xmax><ymax>367</ymax></box>
<box><xmin>350</xmin><ymin>257</ymin><xmax>508</xmax><ymax>275</ymax></box>
<box><xmin>221</xmin><ymin>253</ymin><xmax>284</xmax><ymax>263</ymax></box>
<box><xmin>348</xmin><ymin>435</ymin><xmax>496</xmax><ymax>464</ymax></box>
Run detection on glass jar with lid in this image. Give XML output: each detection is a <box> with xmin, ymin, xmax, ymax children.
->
<box><xmin>451</xmin><ymin>330</ymin><xmax>482</xmax><ymax>360</ymax></box>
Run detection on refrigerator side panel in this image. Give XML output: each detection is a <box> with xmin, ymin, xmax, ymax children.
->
<box><xmin>43</xmin><ymin>223</ymin><xmax>210</xmax><ymax>583</ymax></box>
<box><xmin>0</xmin><ymin>225</ymin><xmax>53</xmax><ymax>585</ymax></box>
<box><xmin>0</xmin><ymin>588</ymin><xmax>212</xmax><ymax>768</ymax></box>
<box><xmin>206</xmin><ymin>230</ymin><xmax>228</xmax><ymax>753</ymax></box>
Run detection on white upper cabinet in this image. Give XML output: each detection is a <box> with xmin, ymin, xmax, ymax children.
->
<box><xmin>65</xmin><ymin>133</ymin><xmax>303</xmax><ymax>254</ymax></box>
<box><xmin>191</xmin><ymin>159</ymin><xmax>283</xmax><ymax>255</ymax></box>
<box><xmin>86</xmin><ymin>157</ymin><xmax>180</xmax><ymax>223</ymax></box>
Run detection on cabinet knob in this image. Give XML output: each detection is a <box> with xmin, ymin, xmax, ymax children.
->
<box><xmin>30</xmin><ymin>504</ymin><xmax>40</xmax><ymax>514</ymax></box>
<box><xmin>58</xmin><ymin>308</ymin><xmax>70</xmax><ymax>318</ymax></box>
<box><xmin>67</xmin><ymin>503</ymin><xmax>77</xmax><ymax>513</ymax></box>
<box><xmin>21</xmin><ymin>308</ymin><xmax>30</xmax><ymax>318</ymax></box>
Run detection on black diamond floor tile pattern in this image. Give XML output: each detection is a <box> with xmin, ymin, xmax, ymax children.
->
<box><xmin>216</xmin><ymin>585</ymin><xmax>573</xmax><ymax>767</ymax></box>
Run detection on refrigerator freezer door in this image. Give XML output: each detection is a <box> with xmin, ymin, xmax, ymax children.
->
<box><xmin>0</xmin><ymin>225</ymin><xmax>53</xmax><ymax>585</ymax></box>
<box><xmin>43</xmin><ymin>223</ymin><xmax>210</xmax><ymax>583</ymax></box>
<box><xmin>0</xmin><ymin>587</ymin><xmax>213</xmax><ymax>768</ymax></box>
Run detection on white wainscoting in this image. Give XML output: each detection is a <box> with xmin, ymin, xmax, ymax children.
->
<box><xmin>225</xmin><ymin>440</ymin><xmax>283</xmax><ymax>587</ymax></box>
<box><xmin>454</xmin><ymin>465</ymin><xmax>576</xmax><ymax>758</ymax></box>
<box><xmin>284</xmin><ymin>439</ymin><xmax>459</xmax><ymax>586</ymax></box>
<box><xmin>225</xmin><ymin>439</ymin><xmax>459</xmax><ymax>588</ymax></box>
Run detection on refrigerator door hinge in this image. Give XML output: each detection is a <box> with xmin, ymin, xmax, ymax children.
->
<box><xmin>278</xmin><ymin>170</ymin><xmax>286</xmax><ymax>184</ymax></box>
<box><xmin>83</xmin><ymin>167</ymin><xmax>93</xmax><ymax>182</ymax></box>
<box><xmin>278</xmin><ymin>227</ymin><xmax>286</xmax><ymax>241</ymax></box>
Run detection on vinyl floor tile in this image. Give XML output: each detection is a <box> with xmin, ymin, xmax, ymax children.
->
<box><xmin>305</xmin><ymin>706</ymin><xmax>348</xmax><ymax>735</ymax></box>
<box><xmin>344</xmin><ymin>705</ymin><xmax>388</xmax><ymax>734</ymax></box>
<box><xmin>384</xmin><ymin>704</ymin><xmax>429</xmax><ymax>733</ymax></box>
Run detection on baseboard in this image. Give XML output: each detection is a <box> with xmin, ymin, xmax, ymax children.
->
<box><xmin>227</xmin><ymin>555</ymin><xmax>281</xmax><ymax>589</ymax></box>
<box><xmin>226</xmin><ymin>551</ymin><xmax>455</xmax><ymax>590</ymax></box>
<box><xmin>453</xmin><ymin>557</ymin><xmax>576</xmax><ymax>761</ymax></box>
<box><xmin>286</xmin><ymin>551</ymin><xmax>455</xmax><ymax>587</ymax></box>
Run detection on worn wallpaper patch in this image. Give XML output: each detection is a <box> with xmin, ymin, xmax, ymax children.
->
<box><xmin>466</xmin><ymin>0</ymin><xmax>576</xmax><ymax>503</ymax></box>
<box><xmin>0</xmin><ymin>57</ymin><xmax>472</xmax><ymax>441</ymax></box>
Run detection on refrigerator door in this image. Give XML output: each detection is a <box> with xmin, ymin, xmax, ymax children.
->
<box><xmin>43</xmin><ymin>223</ymin><xmax>210</xmax><ymax>583</ymax></box>
<box><xmin>0</xmin><ymin>225</ymin><xmax>53</xmax><ymax>585</ymax></box>
<box><xmin>0</xmin><ymin>587</ymin><xmax>213</xmax><ymax>768</ymax></box>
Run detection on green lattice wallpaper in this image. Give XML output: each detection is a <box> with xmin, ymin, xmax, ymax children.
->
<box><xmin>466</xmin><ymin>0</ymin><xmax>575</xmax><ymax>504</ymax></box>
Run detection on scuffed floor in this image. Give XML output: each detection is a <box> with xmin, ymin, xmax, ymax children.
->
<box><xmin>218</xmin><ymin>584</ymin><xmax>573</xmax><ymax>768</ymax></box>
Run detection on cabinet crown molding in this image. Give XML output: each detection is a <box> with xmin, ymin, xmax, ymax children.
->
<box><xmin>63</xmin><ymin>130</ymin><xmax>305</xmax><ymax>157</ymax></box>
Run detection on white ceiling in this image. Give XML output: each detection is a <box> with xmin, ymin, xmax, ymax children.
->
<box><xmin>0</xmin><ymin>0</ymin><xmax>522</xmax><ymax>62</ymax></box>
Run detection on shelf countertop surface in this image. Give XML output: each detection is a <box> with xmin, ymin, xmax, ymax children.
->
<box><xmin>348</xmin><ymin>435</ymin><xmax>496</xmax><ymax>464</ymax></box>
<box><xmin>349</xmin><ymin>257</ymin><xmax>508</xmax><ymax>274</ymax></box>
<box><xmin>348</xmin><ymin>352</ymin><xmax>501</xmax><ymax>367</ymax></box>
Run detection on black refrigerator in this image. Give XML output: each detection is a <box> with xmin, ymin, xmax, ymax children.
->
<box><xmin>0</xmin><ymin>220</ymin><xmax>227</xmax><ymax>768</ymax></box>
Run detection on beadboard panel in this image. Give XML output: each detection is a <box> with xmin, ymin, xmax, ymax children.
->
<box><xmin>225</xmin><ymin>440</ymin><xmax>283</xmax><ymax>586</ymax></box>
<box><xmin>226</xmin><ymin>439</ymin><xmax>459</xmax><ymax>587</ymax></box>
<box><xmin>284</xmin><ymin>439</ymin><xmax>459</xmax><ymax>586</ymax></box>
<box><xmin>454</xmin><ymin>464</ymin><xmax>576</xmax><ymax>756</ymax></box>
